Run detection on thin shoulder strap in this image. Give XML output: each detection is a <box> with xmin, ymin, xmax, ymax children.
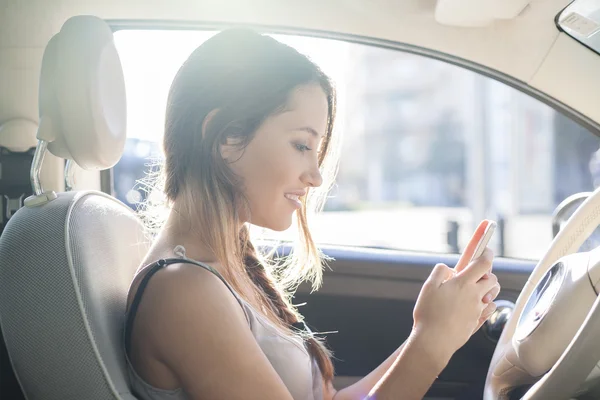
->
<box><xmin>124</xmin><ymin>257</ymin><xmax>241</xmax><ymax>356</ymax></box>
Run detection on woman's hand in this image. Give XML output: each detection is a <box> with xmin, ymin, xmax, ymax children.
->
<box><xmin>412</xmin><ymin>250</ymin><xmax>498</xmax><ymax>361</ymax></box>
<box><xmin>411</xmin><ymin>221</ymin><xmax>501</xmax><ymax>362</ymax></box>
<box><xmin>454</xmin><ymin>221</ymin><xmax>502</xmax><ymax>334</ymax></box>
<box><xmin>348</xmin><ymin>221</ymin><xmax>500</xmax><ymax>400</ymax></box>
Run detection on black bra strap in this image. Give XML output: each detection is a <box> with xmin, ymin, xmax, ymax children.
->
<box><xmin>124</xmin><ymin>257</ymin><xmax>233</xmax><ymax>356</ymax></box>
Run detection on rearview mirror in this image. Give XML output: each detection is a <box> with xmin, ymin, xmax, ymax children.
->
<box><xmin>552</xmin><ymin>192</ymin><xmax>592</xmax><ymax>237</ymax></box>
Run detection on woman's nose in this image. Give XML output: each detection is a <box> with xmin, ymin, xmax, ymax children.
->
<box><xmin>302</xmin><ymin>164</ymin><xmax>323</xmax><ymax>188</ymax></box>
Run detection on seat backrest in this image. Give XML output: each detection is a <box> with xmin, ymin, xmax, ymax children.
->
<box><xmin>0</xmin><ymin>121</ymin><xmax>38</xmax><ymax>400</ymax></box>
<box><xmin>0</xmin><ymin>15</ymin><xmax>149</xmax><ymax>400</ymax></box>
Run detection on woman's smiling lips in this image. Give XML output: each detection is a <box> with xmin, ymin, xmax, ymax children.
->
<box><xmin>284</xmin><ymin>190</ymin><xmax>305</xmax><ymax>209</ymax></box>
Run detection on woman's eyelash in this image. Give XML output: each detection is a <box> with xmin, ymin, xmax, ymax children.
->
<box><xmin>294</xmin><ymin>143</ymin><xmax>312</xmax><ymax>152</ymax></box>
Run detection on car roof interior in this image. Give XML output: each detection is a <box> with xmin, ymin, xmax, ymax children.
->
<box><xmin>3</xmin><ymin>0</ymin><xmax>600</xmax><ymax>193</ymax></box>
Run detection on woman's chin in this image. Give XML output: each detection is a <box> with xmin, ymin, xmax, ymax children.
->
<box><xmin>251</xmin><ymin>214</ymin><xmax>294</xmax><ymax>232</ymax></box>
<box><xmin>267</xmin><ymin>219</ymin><xmax>294</xmax><ymax>232</ymax></box>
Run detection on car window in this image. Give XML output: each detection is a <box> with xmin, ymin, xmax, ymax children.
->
<box><xmin>112</xmin><ymin>29</ymin><xmax>600</xmax><ymax>260</ymax></box>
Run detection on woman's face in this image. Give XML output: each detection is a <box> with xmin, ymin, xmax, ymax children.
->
<box><xmin>223</xmin><ymin>83</ymin><xmax>328</xmax><ymax>231</ymax></box>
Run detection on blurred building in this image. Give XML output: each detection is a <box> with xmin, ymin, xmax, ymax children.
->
<box><xmin>329</xmin><ymin>43</ymin><xmax>599</xmax><ymax>219</ymax></box>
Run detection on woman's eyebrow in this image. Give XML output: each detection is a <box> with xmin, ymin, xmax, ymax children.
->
<box><xmin>290</xmin><ymin>126</ymin><xmax>323</xmax><ymax>138</ymax></box>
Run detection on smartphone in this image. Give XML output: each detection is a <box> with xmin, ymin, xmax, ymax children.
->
<box><xmin>470</xmin><ymin>220</ymin><xmax>497</xmax><ymax>262</ymax></box>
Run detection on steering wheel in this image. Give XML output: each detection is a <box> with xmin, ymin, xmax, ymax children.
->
<box><xmin>484</xmin><ymin>185</ymin><xmax>600</xmax><ymax>400</ymax></box>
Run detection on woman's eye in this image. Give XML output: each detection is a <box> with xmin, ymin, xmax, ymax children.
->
<box><xmin>294</xmin><ymin>143</ymin><xmax>312</xmax><ymax>152</ymax></box>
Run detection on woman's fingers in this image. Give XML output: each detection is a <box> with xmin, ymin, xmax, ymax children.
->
<box><xmin>426</xmin><ymin>263</ymin><xmax>454</xmax><ymax>288</ymax></box>
<box><xmin>481</xmin><ymin>301</ymin><xmax>497</xmax><ymax>318</ymax></box>
<box><xmin>454</xmin><ymin>220</ymin><xmax>490</xmax><ymax>273</ymax></box>
<box><xmin>482</xmin><ymin>283</ymin><xmax>501</xmax><ymax>304</ymax></box>
<box><xmin>473</xmin><ymin>302</ymin><xmax>498</xmax><ymax>334</ymax></box>
<box><xmin>457</xmin><ymin>248</ymin><xmax>494</xmax><ymax>283</ymax></box>
<box><xmin>477</xmin><ymin>272</ymin><xmax>499</xmax><ymax>300</ymax></box>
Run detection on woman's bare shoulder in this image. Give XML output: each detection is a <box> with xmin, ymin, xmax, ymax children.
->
<box><xmin>128</xmin><ymin>260</ymin><xmax>295</xmax><ymax>400</ymax></box>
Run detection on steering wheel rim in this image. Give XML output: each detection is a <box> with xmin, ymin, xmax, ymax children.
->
<box><xmin>484</xmin><ymin>186</ymin><xmax>600</xmax><ymax>400</ymax></box>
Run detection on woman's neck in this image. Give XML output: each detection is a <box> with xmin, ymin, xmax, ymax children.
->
<box><xmin>153</xmin><ymin>210</ymin><xmax>220</xmax><ymax>264</ymax></box>
<box><xmin>147</xmin><ymin>207</ymin><xmax>266</xmax><ymax>308</ymax></box>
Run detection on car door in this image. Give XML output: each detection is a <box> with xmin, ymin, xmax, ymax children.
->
<box><xmin>110</xmin><ymin>27</ymin><xmax>600</xmax><ymax>400</ymax></box>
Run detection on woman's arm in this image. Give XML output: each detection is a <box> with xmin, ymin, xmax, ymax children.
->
<box><xmin>327</xmin><ymin>333</ymin><xmax>448</xmax><ymax>400</ymax></box>
<box><xmin>331</xmin><ymin>342</ymin><xmax>405</xmax><ymax>400</ymax></box>
<box><xmin>326</xmin><ymin>247</ymin><xmax>499</xmax><ymax>400</ymax></box>
<box><xmin>135</xmin><ymin>264</ymin><xmax>297</xmax><ymax>400</ymax></box>
<box><xmin>328</xmin><ymin>300</ymin><xmax>497</xmax><ymax>400</ymax></box>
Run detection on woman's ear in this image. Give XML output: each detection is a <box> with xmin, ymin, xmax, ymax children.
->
<box><xmin>201</xmin><ymin>109</ymin><xmax>219</xmax><ymax>139</ymax></box>
<box><xmin>204</xmin><ymin>109</ymin><xmax>244</xmax><ymax>163</ymax></box>
<box><xmin>220</xmin><ymin>136</ymin><xmax>245</xmax><ymax>163</ymax></box>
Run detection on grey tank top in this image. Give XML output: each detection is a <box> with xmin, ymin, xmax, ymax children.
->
<box><xmin>124</xmin><ymin>247</ymin><xmax>324</xmax><ymax>400</ymax></box>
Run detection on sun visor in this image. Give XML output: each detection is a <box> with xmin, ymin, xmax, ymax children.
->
<box><xmin>435</xmin><ymin>0</ymin><xmax>530</xmax><ymax>27</ymax></box>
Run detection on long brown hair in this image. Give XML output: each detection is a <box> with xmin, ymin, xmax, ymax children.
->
<box><xmin>142</xmin><ymin>29</ymin><xmax>339</xmax><ymax>382</ymax></box>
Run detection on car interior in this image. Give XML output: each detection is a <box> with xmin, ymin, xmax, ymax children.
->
<box><xmin>1</xmin><ymin>0</ymin><xmax>600</xmax><ymax>399</ymax></box>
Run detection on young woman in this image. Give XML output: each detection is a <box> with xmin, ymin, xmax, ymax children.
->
<box><xmin>124</xmin><ymin>28</ymin><xmax>500</xmax><ymax>400</ymax></box>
